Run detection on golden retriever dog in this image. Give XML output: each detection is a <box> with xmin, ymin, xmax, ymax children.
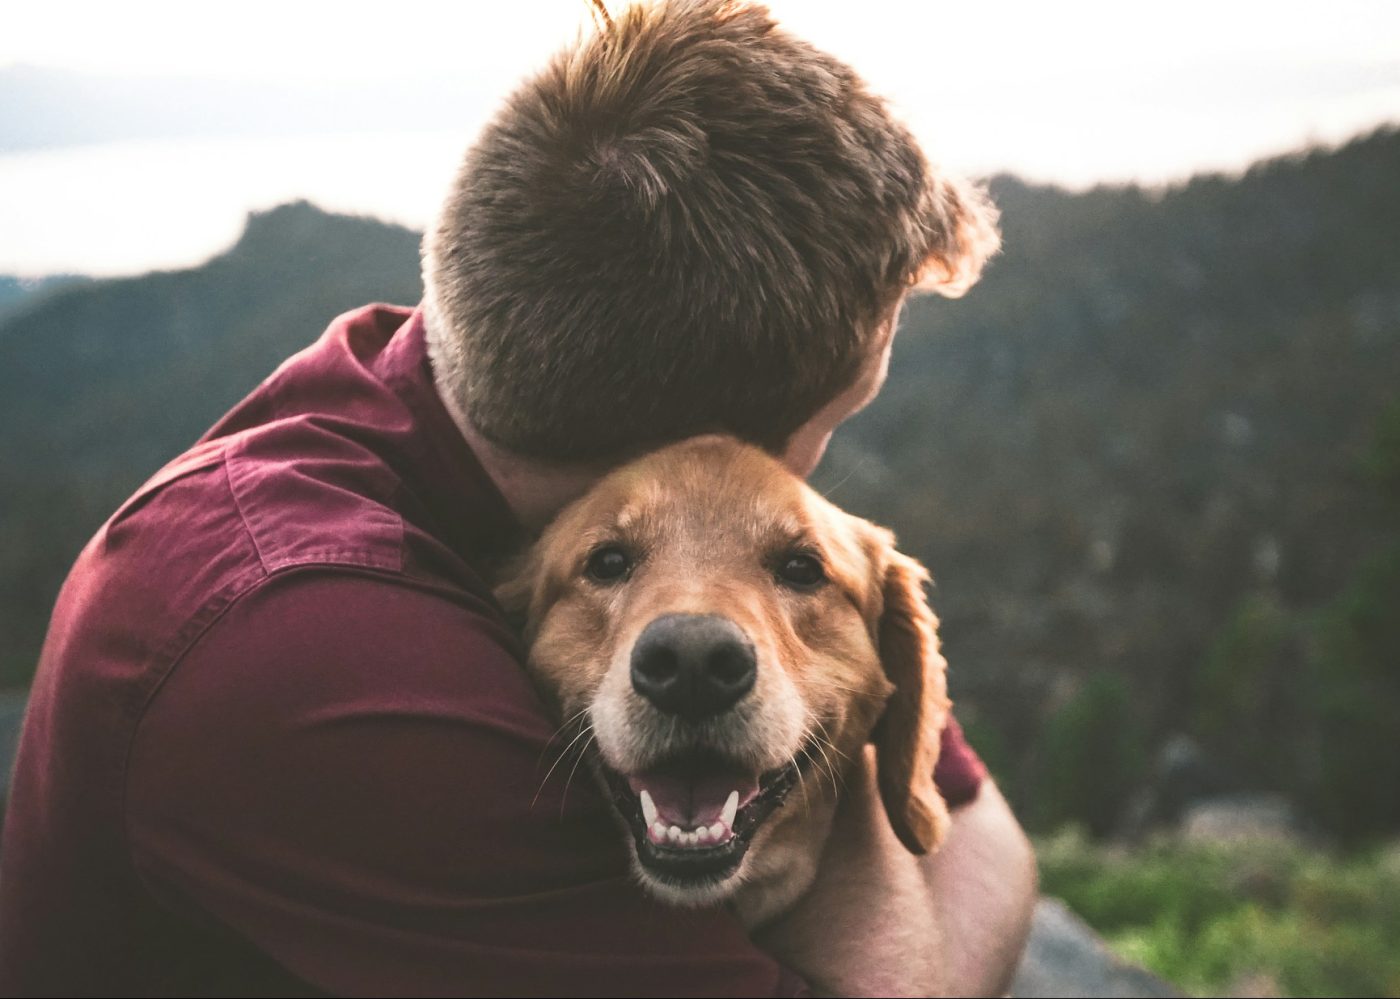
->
<box><xmin>496</xmin><ymin>434</ymin><xmax>951</xmax><ymax>927</ymax></box>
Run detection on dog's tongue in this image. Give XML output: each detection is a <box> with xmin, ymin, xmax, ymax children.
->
<box><xmin>628</xmin><ymin>765</ymin><xmax>760</xmax><ymax>826</ymax></box>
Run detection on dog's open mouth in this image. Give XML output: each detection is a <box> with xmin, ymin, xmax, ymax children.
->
<box><xmin>600</xmin><ymin>747</ymin><xmax>810</xmax><ymax>886</ymax></box>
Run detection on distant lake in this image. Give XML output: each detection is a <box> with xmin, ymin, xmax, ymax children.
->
<box><xmin>0</xmin><ymin>131</ymin><xmax>476</xmax><ymax>277</ymax></box>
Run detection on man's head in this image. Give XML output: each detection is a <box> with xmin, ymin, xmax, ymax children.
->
<box><xmin>423</xmin><ymin>0</ymin><xmax>999</xmax><ymax>468</ymax></box>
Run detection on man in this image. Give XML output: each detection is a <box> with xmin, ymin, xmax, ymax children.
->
<box><xmin>0</xmin><ymin>2</ymin><xmax>1034</xmax><ymax>994</ymax></box>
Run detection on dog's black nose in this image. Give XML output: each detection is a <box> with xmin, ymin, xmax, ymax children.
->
<box><xmin>630</xmin><ymin>613</ymin><xmax>756</xmax><ymax>720</ymax></box>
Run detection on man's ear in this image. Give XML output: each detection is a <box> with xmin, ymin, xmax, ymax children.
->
<box><xmin>873</xmin><ymin>548</ymin><xmax>952</xmax><ymax>855</ymax></box>
<box><xmin>911</xmin><ymin>172</ymin><xmax>1001</xmax><ymax>299</ymax></box>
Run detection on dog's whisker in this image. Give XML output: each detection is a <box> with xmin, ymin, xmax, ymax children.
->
<box><xmin>552</xmin><ymin>705</ymin><xmax>592</xmax><ymax>738</ymax></box>
<box><xmin>806</xmin><ymin>716</ymin><xmax>848</xmax><ymax>797</ymax></box>
<box><xmin>811</xmin><ymin>737</ymin><xmax>841</xmax><ymax>796</ymax></box>
<box><xmin>790</xmin><ymin>751</ymin><xmax>815</xmax><ymax>819</ymax></box>
<box><xmin>813</xmin><ymin>720</ymin><xmax>850</xmax><ymax>764</ymax></box>
<box><xmin>818</xmin><ymin>455</ymin><xmax>870</xmax><ymax>500</ymax></box>
<box><xmin>540</xmin><ymin>718</ymin><xmax>595</xmax><ymax>777</ymax></box>
<box><xmin>811</xmin><ymin>739</ymin><xmax>840</xmax><ymax>796</ymax></box>
<box><xmin>809</xmin><ymin>715</ymin><xmax>838</xmax><ymax>748</ymax></box>
<box><xmin>821</xmin><ymin>739</ymin><xmax>848</xmax><ymax>795</ymax></box>
<box><xmin>532</xmin><ymin>722</ymin><xmax>596</xmax><ymax>810</ymax></box>
<box><xmin>558</xmin><ymin>732</ymin><xmax>598</xmax><ymax>817</ymax></box>
<box><xmin>534</xmin><ymin>706</ymin><xmax>592</xmax><ymax>771</ymax></box>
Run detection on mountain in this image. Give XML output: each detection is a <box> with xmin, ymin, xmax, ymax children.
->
<box><xmin>0</xmin><ymin>275</ymin><xmax>88</xmax><ymax>322</ymax></box>
<box><xmin>3</xmin><ymin>129</ymin><xmax>1398</xmax><ymax>837</ymax></box>
<box><xmin>0</xmin><ymin>201</ymin><xmax>423</xmax><ymax>685</ymax></box>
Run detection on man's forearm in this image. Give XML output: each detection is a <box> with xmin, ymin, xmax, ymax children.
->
<box><xmin>754</xmin><ymin>753</ymin><xmax>1037</xmax><ymax>997</ymax></box>
<box><xmin>922</xmin><ymin>779</ymin><xmax>1038</xmax><ymax>996</ymax></box>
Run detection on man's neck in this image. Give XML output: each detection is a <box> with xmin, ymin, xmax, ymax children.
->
<box><xmin>435</xmin><ymin>382</ymin><xmax>605</xmax><ymax>535</ymax></box>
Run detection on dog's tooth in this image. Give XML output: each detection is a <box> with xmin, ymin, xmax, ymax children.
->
<box><xmin>651</xmin><ymin>820</ymin><xmax>668</xmax><ymax>842</ymax></box>
<box><xmin>709</xmin><ymin>821</ymin><xmax>726</xmax><ymax>840</ymax></box>
<box><xmin>667</xmin><ymin>824</ymin><xmax>683</xmax><ymax>844</ymax></box>
<box><xmin>639</xmin><ymin>789</ymin><xmax>658</xmax><ymax>827</ymax></box>
<box><xmin>721</xmin><ymin>790</ymin><xmax>739</xmax><ymax>828</ymax></box>
<box><xmin>685</xmin><ymin>831</ymin><xmax>699</xmax><ymax>846</ymax></box>
<box><xmin>696</xmin><ymin>826</ymin><xmax>711</xmax><ymax>844</ymax></box>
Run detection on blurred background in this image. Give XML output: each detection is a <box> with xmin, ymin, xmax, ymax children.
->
<box><xmin>2</xmin><ymin>2</ymin><xmax>1398</xmax><ymax>995</ymax></box>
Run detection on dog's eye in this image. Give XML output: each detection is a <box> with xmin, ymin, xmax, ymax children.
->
<box><xmin>776</xmin><ymin>552</ymin><xmax>826</xmax><ymax>590</ymax></box>
<box><xmin>585</xmin><ymin>545</ymin><xmax>633</xmax><ymax>583</ymax></box>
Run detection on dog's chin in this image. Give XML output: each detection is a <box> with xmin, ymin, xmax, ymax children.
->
<box><xmin>596</xmin><ymin>745</ymin><xmax>813</xmax><ymax>905</ymax></box>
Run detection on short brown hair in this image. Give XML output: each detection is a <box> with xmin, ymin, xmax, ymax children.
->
<box><xmin>423</xmin><ymin>0</ymin><xmax>999</xmax><ymax>462</ymax></box>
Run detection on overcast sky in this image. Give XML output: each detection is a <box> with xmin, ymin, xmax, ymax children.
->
<box><xmin>3</xmin><ymin>0</ymin><xmax>1399</xmax><ymax>275</ymax></box>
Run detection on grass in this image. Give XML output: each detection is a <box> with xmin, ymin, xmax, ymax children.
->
<box><xmin>1035</xmin><ymin>829</ymin><xmax>1400</xmax><ymax>997</ymax></box>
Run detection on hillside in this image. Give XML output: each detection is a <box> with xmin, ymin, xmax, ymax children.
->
<box><xmin>0</xmin><ymin>275</ymin><xmax>87</xmax><ymax>322</ymax></box>
<box><xmin>0</xmin><ymin>202</ymin><xmax>423</xmax><ymax>686</ymax></box>
<box><xmin>813</xmin><ymin>127</ymin><xmax>1400</xmax><ymax>834</ymax></box>
<box><xmin>3</xmin><ymin>129</ymin><xmax>1398</xmax><ymax>837</ymax></box>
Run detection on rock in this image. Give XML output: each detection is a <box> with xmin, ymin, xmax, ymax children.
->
<box><xmin>1120</xmin><ymin>732</ymin><xmax>1234</xmax><ymax>839</ymax></box>
<box><xmin>1226</xmin><ymin>970</ymin><xmax>1283</xmax><ymax>997</ymax></box>
<box><xmin>1180</xmin><ymin>793</ymin><xmax>1299</xmax><ymax>845</ymax></box>
<box><xmin>1011</xmin><ymin>898</ymin><xmax>1180</xmax><ymax>998</ymax></box>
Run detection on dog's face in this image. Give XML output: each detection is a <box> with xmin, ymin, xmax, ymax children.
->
<box><xmin>497</xmin><ymin>435</ymin><xmax>950</xmax><ymax>918</ymax></box>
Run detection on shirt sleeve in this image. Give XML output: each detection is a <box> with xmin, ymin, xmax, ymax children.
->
<box><xmin>933</xmin><ymin>715</ymin><xmax>988</xmax><ymax>809</ymax></box>
<box><xmin>126</xmin><ymin>570</ymin><xmax>808</xmax><ymax>998</ymax></box>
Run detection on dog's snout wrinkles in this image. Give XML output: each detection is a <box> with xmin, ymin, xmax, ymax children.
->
<box><xmin>630</xmin><ymin>613</ymin><xmax>756</xmax><ymax>720</ymax></box>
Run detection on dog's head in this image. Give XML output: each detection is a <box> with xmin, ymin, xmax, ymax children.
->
<box><xmin>496</xmin><ymin>435</ymin><xmax>950</xmax><ymax>913</ymax></box>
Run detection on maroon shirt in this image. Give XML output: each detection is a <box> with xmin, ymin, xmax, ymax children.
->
<box><xmin>0</xmin><ymin>305</ymin><xmax>985</xmax><ymax>996</ymax></box>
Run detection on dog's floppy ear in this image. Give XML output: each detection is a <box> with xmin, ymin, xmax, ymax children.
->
<box><xmin>911</xmin><ymin>172</ymin><xmax>1001</xmax><ymax>299</ymax></box>
<box><xmin>491</xmin><ymin>549</ymin><xmax>542</xmax><ymax>639</ymax></box>
<box><xmin>873</xmin><ymin>547</ymin><xmax>952</xmax><ymax>855</ymax></box>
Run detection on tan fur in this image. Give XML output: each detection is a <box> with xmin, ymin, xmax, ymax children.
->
<box><xmin>495</xmin><ymin>435</ymin><xmax>950</xmax><ymax>924</ymax></box>
<box><xmin>871</xmin><ymin>548</ymin><xmax>952</xmax><ymax>853</ymax></box>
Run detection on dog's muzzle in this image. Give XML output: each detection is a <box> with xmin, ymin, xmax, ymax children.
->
<box><xmin>596</xmin><ymin>612</ymin><xmax>812</xmax><ymax>891</ymax></box>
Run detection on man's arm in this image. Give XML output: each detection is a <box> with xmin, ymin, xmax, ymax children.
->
<box><xmin>922</xmin><ymin>779</ymin><xmax>1038</xmax><ymax>994</ymax></box>
<box><xmin>755</xmin><ymin>748</ymin><xmax>1037</xmax><ymax>997</ymax></box>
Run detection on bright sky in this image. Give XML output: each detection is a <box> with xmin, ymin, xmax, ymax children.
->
<box><xmin>3</xmin><ymin>0</ymin><xmax>1399</xmax><ymax>275</ymax></box>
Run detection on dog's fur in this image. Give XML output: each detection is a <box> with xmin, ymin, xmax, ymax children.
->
<box><xmin>496</xmin><ymin>435</ymin><xmax>951</xmax><ymax>926</ymax></box>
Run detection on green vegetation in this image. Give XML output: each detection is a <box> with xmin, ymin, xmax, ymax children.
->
<box><xmin>1363</xmin><ymin>398</ymin><xmax>1400</xmax><ymax>507</ymax></box>
<box><xmin>1190</xmin><ymin>592</ymin><xmax>1291</xmax><ymax>780</ymax></box>
<box><xmin>1038</xmin><ymin>830</ymin><xmax>1400</xmax><ymax>997</ymax></box>
<box><xmin>1031</xmin><ymin>674</ymin><xmax>1147</xmax><ymax>836</ymax></box>
<box><xmin>1307</xmin><ymin>541</ymin><xmax>1400</xmax><ymax>841</ymax></box>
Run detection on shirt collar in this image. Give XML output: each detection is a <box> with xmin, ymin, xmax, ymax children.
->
<box><xmin>377</xmin><ymin>308</ymin><xmax>524</xmax><ymax>560</ymax></box>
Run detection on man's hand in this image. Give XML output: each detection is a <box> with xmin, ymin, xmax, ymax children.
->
<box><xmin>753</xmin><ymin>747</ymin><xmax>1037</xmax><ymax>997</ymax></box>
